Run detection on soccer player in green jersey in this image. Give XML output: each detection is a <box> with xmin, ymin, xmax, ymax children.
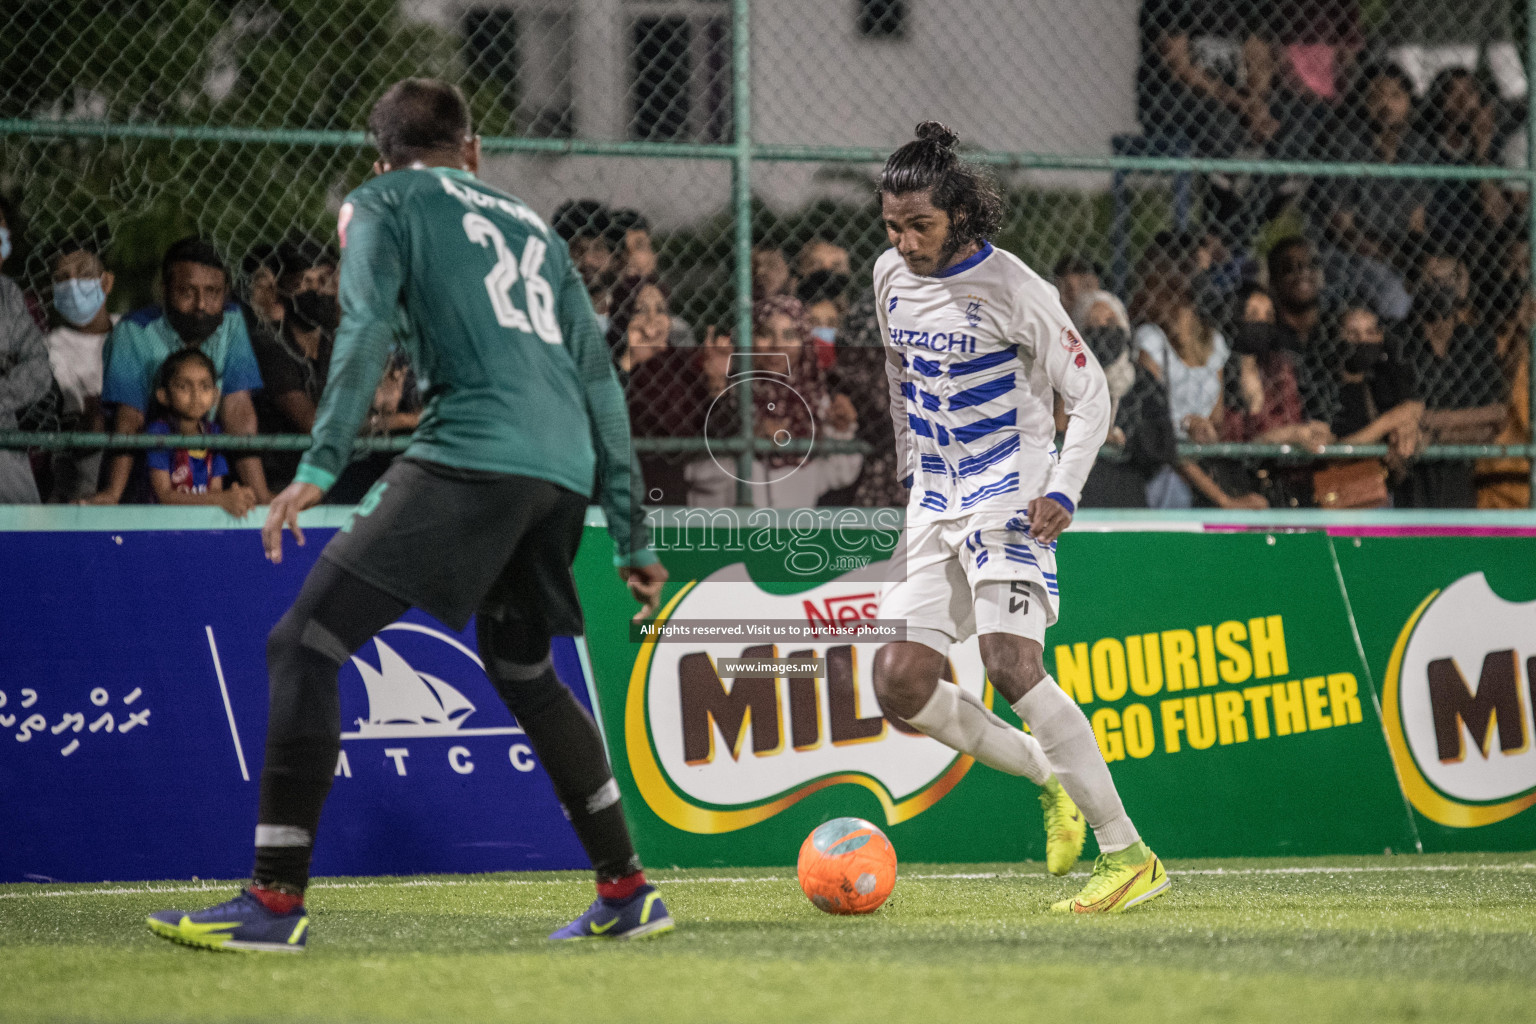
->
<box><xmin>147</xmin><ymin>79</ymin><xmax>674</xmax><ymax>952</ymax></box>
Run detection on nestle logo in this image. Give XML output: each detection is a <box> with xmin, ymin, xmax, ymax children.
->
<box><xmin>804</xmin><ymin>593</ymin><xmax>878</xmax><ymax>635</ymax></box>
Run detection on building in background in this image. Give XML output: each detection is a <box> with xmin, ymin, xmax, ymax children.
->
<box><xmin>407</xmin><ymin>0</ymin><xmax>1139</xmax><ymax>227</ymax></box>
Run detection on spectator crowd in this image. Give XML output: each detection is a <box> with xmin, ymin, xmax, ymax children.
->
<box><xmin>0</xmin><ymin>4</ymin><xmax>1532</xmax><ymax>511</ymax></box>
<box><xmin>0</xmin><ymin>213</ymin><xmax>419</xmax><ymax>511</ymax></box>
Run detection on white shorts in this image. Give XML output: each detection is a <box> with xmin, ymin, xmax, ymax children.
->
<box><xmin>878</xmin><ymin>510</ymin><xmax>1059</xmax><ymax>655</ymax></box>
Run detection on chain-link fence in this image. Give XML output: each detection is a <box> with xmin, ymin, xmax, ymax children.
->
<box><xmin>2</xmin><ymin>0</ymin><xmax>1534</xmax><ymax>510</ymax></box>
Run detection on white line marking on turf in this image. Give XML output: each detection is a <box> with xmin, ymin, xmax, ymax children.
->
<box><xmin>0</xmin><ymin>878</ymin><xmax>770</xmax><ymax>899</ymax></box>
<box><xmin>4</xmin><ymin>863</ymin><xmax>1536</xmax><ymax>899</ymax></box>
<box><xmin>918</xmin><ymin>864</ymin><xmax>1536</xmax><ymax>879</ymax></box>
<box><xmin>205</xmin><ymin>625</ymin><xmax>249</xmax><ymax>782</ymax></box>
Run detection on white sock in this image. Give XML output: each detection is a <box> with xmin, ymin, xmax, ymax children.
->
<box><xmin>1012</xmin><ymin>676</ymin><xmax>1141</xmax><ymax>853</ymax></box>
<box><xmin>906</xmin><ymin>682</ymin><xmax>1053</xmax><ymax>785</ymax></box>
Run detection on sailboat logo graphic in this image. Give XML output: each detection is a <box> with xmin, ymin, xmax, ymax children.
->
<box><xmin>340</xmin><ymin>623</ymin><xmax>523</xmax><ymax>740</ymax></box>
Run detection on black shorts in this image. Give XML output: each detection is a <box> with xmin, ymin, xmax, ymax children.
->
<box><xmin>320</xmin><ymin>457</ymin><xmax>588</xmax><ymax>634</ymax></box>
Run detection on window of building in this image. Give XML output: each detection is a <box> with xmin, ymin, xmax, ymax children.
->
<box><xmin>857</xmin><ymin>0</ymin><xmax>906</xmax><ymax>39</ymax></box>
<box><xmin>463</xmin><ymin>5</ymin><xmax>574</xmax><ymax>138</ymax></box>
<box><xmin>626</xmin><ymin>2</ymin><xmax>732</xmax><ymax>142</ymax></box>
<box><xmin>631</xmin><ymin>16</ymin><xmax>693</xmax><ymax>141</ymax></box>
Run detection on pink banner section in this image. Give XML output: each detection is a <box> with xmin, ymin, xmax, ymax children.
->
<box><xmin>1194</xmin><ymin>522</ymin><xmax>1536</xmax><ymax>539</ymax></box>
<box><xmin>1323</xmin><ymin>525</ymin><xmax>1536</xmax><ymax>538</ymax></box>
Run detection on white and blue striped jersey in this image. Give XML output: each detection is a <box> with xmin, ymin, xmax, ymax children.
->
<box><xmin>874</xmin><ymin>243</ymin><xmax>1110</xmax><ymax>524</ymax></box>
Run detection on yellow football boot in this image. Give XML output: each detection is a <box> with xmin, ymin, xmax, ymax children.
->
<box><xmin>1038</xmin><ymin>776</ymin><xmax>1086</xmax><ymax>877</ymax></box>
<box><xmin>1050</xmin><ymin>840</ymin><xmax>1170</xmax><ymax>913</ymax></box>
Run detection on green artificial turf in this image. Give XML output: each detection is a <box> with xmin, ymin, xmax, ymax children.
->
<box><xmin>4</xmin><ymin>854</ymin><xmax>1536</xmax><ymax>1023</ymax></box>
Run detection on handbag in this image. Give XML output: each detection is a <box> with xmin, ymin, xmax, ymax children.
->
<box><xmin>1313</xmin><ymin>459</ymin><xmax>1390</xmax><ymax>509</ymax></box>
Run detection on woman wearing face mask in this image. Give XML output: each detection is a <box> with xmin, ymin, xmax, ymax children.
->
<box><xmin>1221</xmin><ymin>284</ymin><xmax>1338</xmax><ymax>507</ymax></box>
<box><xmin>1331</xmin><ymin>306</ymin><xmax>1422</xmax><ymax>456</ymax></box>
<box><xmin>45</xmin><ymin>246</ymin><xmax>117</xmax><ymax>501</ymax></box>
<box><xmin>1224</xmin><ymin>285</ymin><xmax>1334</xmax><ymax>450</ymax></box>
<box><xmin>797</xmin><ymin>269</ymin><xmax>850</xmax><ymax>371</ymax></box>
<box><xmin>1074</xmin><ymin>290</ymin><xmax>1177</xmax><ymax>508</ymax></box>
<box><xmin>250</xmin><ymin>240</ymin><xmax>341</xmax><ymax>491</ymax></box>
<box><xmin>1072</xmin><ymin>291</ymin><xmax>1136</xmax><ymax>425</ymax></box>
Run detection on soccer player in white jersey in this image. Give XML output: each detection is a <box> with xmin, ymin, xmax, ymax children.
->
<box><xmin>871</xmin><ymin>122</ymin><xmax>1168</xmax><ymax>913</ymax></box>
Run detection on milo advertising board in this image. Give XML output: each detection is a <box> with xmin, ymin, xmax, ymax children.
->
<box><xmin>6</xmin><ymin>508</ymin><xmax>1536</xmax><ymax>881</ymax></box>
<box><xmin>1335</xmin><ymin>534</ymin><xmax>1536</xmax><ymax>852</ymax></box>
<box><xmin>1043</xmin><ymin>530</ymin><xmax>1417</xmax><ymax>858</ymax></box>
<box><xmin>575</xmin><ymin>510</ymin><xmax>1043</xmax><ymax>866</ymax></box>
<box><xmin>625</xmin><ymin>563</ymin><xmax>986</xmax><ymax>837</ymax></box>
<box><xmin>575</xmin><ymin>513</ymin><xmax>1516</xmax><ymax>867</ymax></box>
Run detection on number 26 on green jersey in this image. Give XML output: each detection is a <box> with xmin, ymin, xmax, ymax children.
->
<box><xmin>462</xmin><ymin>212</ymin><xmax>562</xmax><ymax>344</ymax></box>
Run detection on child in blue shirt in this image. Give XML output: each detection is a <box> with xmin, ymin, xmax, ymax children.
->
<box><xmin>146</xmin><ymin>348</ymin><xmax>257</xmax><ymax>517</ymax></box>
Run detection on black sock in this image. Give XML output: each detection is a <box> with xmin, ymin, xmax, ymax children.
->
<box><xmin>253</xmin><ymin>560</ymin><xmax>408</xmax><ymax>891</ymax></box>
<box><xmin>479</xmin><ymin>620</ymin><xmax>642</xmax><ymax>881</ymax></box>
<box><xmin>253</xmin><ymin>736</ymin><xmax>338</xmax><ymax>891</ymax></box>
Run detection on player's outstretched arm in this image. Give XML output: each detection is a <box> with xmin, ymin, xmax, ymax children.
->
<box><xmin>557</xmin><ymin>256</ymin><xmax>666</xmax><ymax>617</ymax></box>
<box><xmin>874</xmin><ymin>275</ymin><xmax>915</xmax><ymax>490</ymax></box>
<box><xmin>1026</xmin><ymin>493</ymin><xmax>1074</xmax><ymax>544</ymax></box>
<box><xmin>621</xmin><ymin>561</ymin><xmax>669</xmax><ymax>621</ymax></box>
<box><xmin>261</xmin><ymin>480</ymin><xmax>323</xmax><ymax>563</ymax></box>
<box><xmin>1028</xmin><ymin>283</ymin><xmax>1110</xmax><ymax>540</ymax></box>
<box><xmin>266</xmin><ymin>195</ymin><xmax>400</xmax><ymax>562</ymax></box>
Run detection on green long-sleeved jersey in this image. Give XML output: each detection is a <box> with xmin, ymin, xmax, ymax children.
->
<box><xmin>295</xmin><ymin>166</ymin><xmax>652</xmax><ymax>565</ymax></box>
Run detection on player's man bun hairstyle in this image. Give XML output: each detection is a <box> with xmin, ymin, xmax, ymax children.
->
<box><xmin>368</xmin><ymin>78</ymin><xmax>473</xmax><ymax>167</ymax></box>
<box><xmin>915</xmin><ymin>120</ymin><xmax>959</xmax><ymax>149</ymax></box>
<box><xmin>878</xmin><ymin>120</ymin><xmax>1003</xmax><ymax>245</ymax></box>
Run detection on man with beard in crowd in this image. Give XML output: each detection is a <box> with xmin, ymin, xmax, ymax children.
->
<box><xmin>551</xmin><ymin>199</ymin><xmax>621</xmax><ymax>330</ymax></box>
<box><xmin>91</xmin><ymin>237</ymin><xmax>269</xmax><ymax>505</ymax></box>
<box><xmin>1260</xmin><ymin>237</ymin><xmax>1342</xmax><ymax>428</ymax></box>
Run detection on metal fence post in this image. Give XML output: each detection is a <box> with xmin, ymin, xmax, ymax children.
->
<box><xmin>732</xmin><ymin>0</ymin><xmax>756</xmax><ymax>506</ymax></box>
